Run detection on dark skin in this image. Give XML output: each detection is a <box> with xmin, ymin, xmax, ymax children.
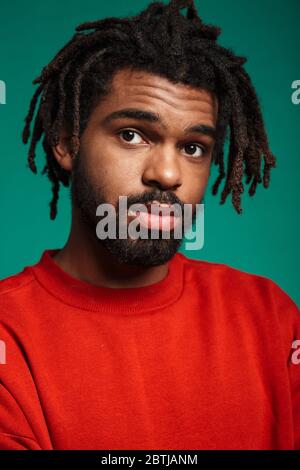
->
<box><xmin>52</xmin><ymin>67</ymin><xmax>218</xmax><ymax>288</ymax></box>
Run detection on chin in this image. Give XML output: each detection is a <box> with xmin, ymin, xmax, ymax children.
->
<box><xmin>99</xmin><ymin>237</ymin><xmax>182</xmax><ymax>267</ymax></box>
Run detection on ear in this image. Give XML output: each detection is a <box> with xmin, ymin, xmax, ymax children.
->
<box><xmin>52</xmin><ymin>128</ymin><xmax>74</xmax><ymax>172</ymax></box>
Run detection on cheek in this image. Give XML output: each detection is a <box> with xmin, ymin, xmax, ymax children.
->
<box><xmin>181</xmin><ymin>161</ymin><xmax>211</xmax><ymax>204</ymax></box>
<box><xmin>82</xmin><ymin>138</ymin><xmax>143</xmax><ymax>201</ymax></box>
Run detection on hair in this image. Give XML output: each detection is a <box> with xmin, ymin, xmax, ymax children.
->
<box><xmin>22</xmin><ymin>0</ymin><xmax>276</xmax><ymax>220</ymax></box>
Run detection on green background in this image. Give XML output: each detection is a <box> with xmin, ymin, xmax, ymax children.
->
<box><xmin>0</xmin><ymin>0</ymin><xmax>299</xmax><ymax>305</ymax></box>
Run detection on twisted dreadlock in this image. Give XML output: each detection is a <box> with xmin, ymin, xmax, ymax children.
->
<box><xmin>22</xmin><ymin>0</ymin><xmax>276</xmax><ymax>220</ymax></box>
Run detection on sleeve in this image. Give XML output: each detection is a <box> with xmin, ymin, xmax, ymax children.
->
<box><xmin>0</xmin><ymin>321</ymin><xmax>52</xmax><ymax>450</ymax></box>
<box><xmin>270</xmin><ymin>280</ymin><xmax>300</xmax><ymax>450</ymax></box>
<box><xmin>0</xmin><ymin>384</ymin><xmax>42</xmax><ymax>450</ymax></box>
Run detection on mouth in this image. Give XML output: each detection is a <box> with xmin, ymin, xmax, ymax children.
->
<box><xmin>127</xmin><ymin>201</ymin><xmax>182</xmax><ymax>231</ymax></box>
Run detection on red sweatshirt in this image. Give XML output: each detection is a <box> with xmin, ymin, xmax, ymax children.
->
<box><xmin>0</xmin><ymin>249</ymin><xmax>299</xmax><ymax>450</ymax></box>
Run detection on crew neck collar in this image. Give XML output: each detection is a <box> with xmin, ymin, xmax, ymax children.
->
<box><xmin>30</xmin><ymin>249</ymin><xmax>185</xmax><ymax>314</ymax></box>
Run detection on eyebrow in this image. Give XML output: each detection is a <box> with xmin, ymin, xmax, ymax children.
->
<box><xmin>102</xmin><ymin>108</ymin><xmax>216</xmax><ymax>139</ymax></box>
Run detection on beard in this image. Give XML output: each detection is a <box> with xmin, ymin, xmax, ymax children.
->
<box><xmin>70</xmin><ymin>151</ymin><xmax>199</xmax><ymax>267</ymax></box>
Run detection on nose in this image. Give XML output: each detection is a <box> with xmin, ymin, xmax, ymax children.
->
<box><xmin>142</xmin><ymin>144</ymin><xmax>182</xmax><ymax>192</ymax></box>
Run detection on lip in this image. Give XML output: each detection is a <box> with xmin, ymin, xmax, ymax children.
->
<box><xmin>127</xmin><ymin>206</ymin><xmax>182</xmax><ymax>231</ymax></box>
<box><xmin>129</xmin><ymin>202</ymin><xmax>181</xmax><ymax>216</ymax></box>
<box><xmin>125</xmin><ymin>200</ymin><xmax>183</xmax><ymax>232</ymax></box>
<box><xmin>137</xmin><ymin>212</ymin><xmax>181</xmax><ymax>231</ymax></box>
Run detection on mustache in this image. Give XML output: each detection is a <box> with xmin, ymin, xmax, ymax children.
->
<box><xmin>120</xmin><ymin>190</ymin><xmax>185</xmax><ymax>211</ymax></box>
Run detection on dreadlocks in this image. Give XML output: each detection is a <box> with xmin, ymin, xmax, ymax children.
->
<box><xmin>22</xmin><ymin>0</ymin><xmax>276</xmax><ymax>220</ymax></box>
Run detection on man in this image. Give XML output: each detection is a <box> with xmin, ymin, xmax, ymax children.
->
<box><xmin>0</xmin><ymin>0</ymin><xmax>299</xmax><ymax>450</ymax></box>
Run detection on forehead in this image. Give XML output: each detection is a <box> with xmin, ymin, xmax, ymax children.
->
<box><xmin>93</xmin><ymin>67</ymin><xmax>218</xmax><ymax>127</ymax></box>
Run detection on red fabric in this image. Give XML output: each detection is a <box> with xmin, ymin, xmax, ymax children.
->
<box><xmin>0</xmin><ymin>249</ymin><xmax>299</xmax><ymax>450</ymax></box>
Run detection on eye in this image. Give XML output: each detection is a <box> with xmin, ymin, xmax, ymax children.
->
<box><xmin>182</xmin><ymin>143</ymin><xmax>206</xmax><ymax>158</ymax></box>
<box><xmin>118</xmin><ymin>129</ymin><xmax>144</xmax><ymax>144</ymax></box>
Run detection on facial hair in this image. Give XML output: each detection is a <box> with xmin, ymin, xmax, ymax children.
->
<box><xmin>70</xmin><ymin>150</ymin><xmax>199</xmax><ymax>267</ymax></box>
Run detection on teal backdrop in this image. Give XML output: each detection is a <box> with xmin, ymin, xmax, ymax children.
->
<box><xmin>0</xmin><ymin>0</ymin><xmax>299</xmax><ymax>305</ymax></box>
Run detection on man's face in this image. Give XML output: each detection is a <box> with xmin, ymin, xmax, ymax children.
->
<box><xmin>70</xmin><ymin>67</ymin><xmax>218</xmax><ymax>266</ymax></box>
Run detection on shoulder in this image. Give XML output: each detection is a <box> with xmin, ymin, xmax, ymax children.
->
<box><xmin>0</xmin><ymin>268</ymin><xmax>36</xmax><ymax>325</ymax></box>
<box><xmin>0</xmin><ymin>268</ymin><xmax>35</xmax><ymax>299</ymax></box>
<box><xmin>177</xmin><ymin>251</ymin><xmax>276</xmax><ymax>287</ymax></box>
<box><xmin>177</xmin><ymin>251</ymin><xmax>299</xmax><ymax>322</ymax></box>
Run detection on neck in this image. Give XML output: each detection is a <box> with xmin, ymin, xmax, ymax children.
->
<box><xmin>52</xmin><ymin>207</ymin><xmax>169</xmax><ymax>289</ymax></box>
